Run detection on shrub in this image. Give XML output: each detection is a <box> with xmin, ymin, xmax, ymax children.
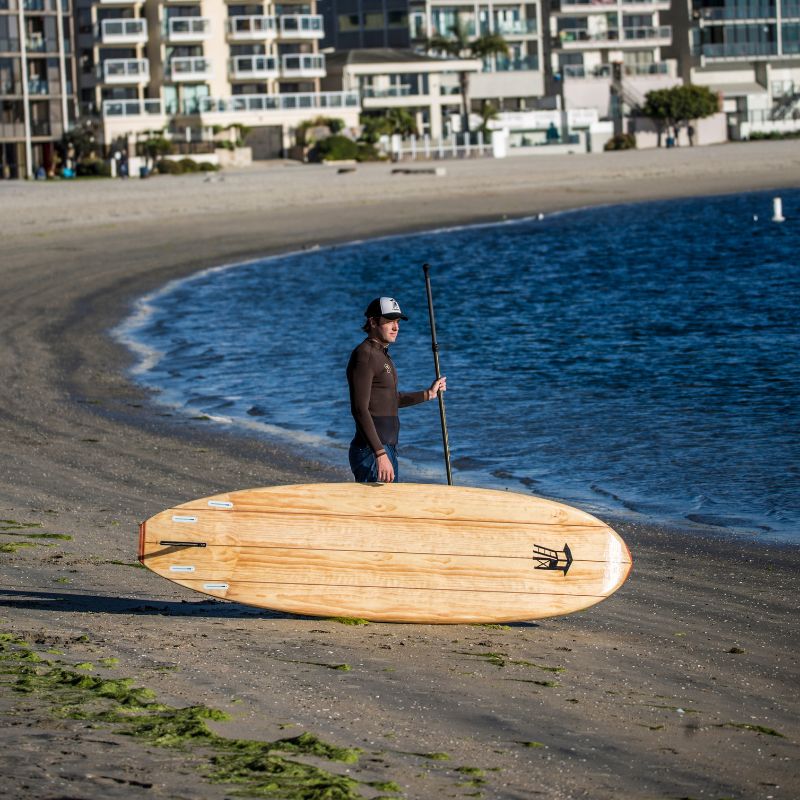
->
<box><xmin>311</xmin><ymin>135</ymin><xmax>359</xmax><ymax>162</ymax></box>
<box><xmin>355</xmin><ymin>142</ymin><xmax>384</xmax><ymax>162</ymax></box>
<box><xmin>156</xmin><ymin>158</ymin><xmax>219</xmax><ymax>174</ymax></box>
<box><xmin>198</xmin><ymin>161</ymin><xmax>219</xmax><ymax>172</ymax></box>
<box><xmin>604</xmin><ymin>133</ymin><xmax>637</xmax><ymax>151</ymax></box>
<box><xmin>76</xmin><ymin>158</ymin><xmax>111</xmax><ymax>177</ymax></box>
<box><xmin>155</xmin><ymin>159</ymin><xmax>181</xmax><ymax>174</ymax></box>
<box><xmin>748</xmin><ymin>130</ymin><xmax>800</xmax><ymax>141</ymax></box>
<box><xmin>177</xmin><ymin>157</ymin><xmax>200</xmax><ymax>172</ymax></box>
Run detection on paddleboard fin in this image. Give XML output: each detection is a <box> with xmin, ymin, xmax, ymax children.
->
<box><xmin>532</xmin><ymin>543</ymin><xmax>573</xmax><ymax>575</ymax></box>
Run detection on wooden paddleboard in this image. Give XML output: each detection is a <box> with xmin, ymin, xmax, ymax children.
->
<box><xmin>138</xmin><ymin>483</ymin><xmax>632</xmax><ymax>623</ymax></box>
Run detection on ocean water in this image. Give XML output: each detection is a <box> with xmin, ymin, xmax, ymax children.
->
<box><xmin>116</xmin><ymin>189</ymin><xmax>800</xmax><ymax>542</ymax></box>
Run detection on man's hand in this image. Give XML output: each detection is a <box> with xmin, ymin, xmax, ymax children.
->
<box><xmin>426</xmin><ymin>376</ymin><xmax>447</xmax><ymax>401</ymax></box>
<box><xmin>376</xmin><ymin>453</ymin><xmax>395</xmax><ymax>483</ymax></box>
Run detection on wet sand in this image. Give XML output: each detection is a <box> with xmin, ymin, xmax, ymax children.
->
<box><xmin>1</xmin><ymin>142</ymin><xmax>799</xmax><ymax>799</ymax></box>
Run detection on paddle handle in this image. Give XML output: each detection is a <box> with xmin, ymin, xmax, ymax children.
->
<box><xmin>423</xmin><ymin>263</ymin><xmax>453</xmax><ymax>486</ymax></box>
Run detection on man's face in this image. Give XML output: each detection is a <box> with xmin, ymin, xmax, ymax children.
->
<box><xmin>372</xmin><ymin>316</ymin><xmax>400</xmax><ymax>344</ymax></box>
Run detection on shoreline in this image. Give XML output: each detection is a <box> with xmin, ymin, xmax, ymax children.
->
<box><xmin>2</xmin><ymin>144</ymin><xmax>799</xmax><ymax>799</ymax></box>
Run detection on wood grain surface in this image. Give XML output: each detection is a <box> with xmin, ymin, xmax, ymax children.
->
<box><xmin>140</xmin><ymin>483</ymin><xmax>632</xmax><ymax>623</ymax></box>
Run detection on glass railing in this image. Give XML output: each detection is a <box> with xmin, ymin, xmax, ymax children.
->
<box><xmin>622</xmin><ymin>25</ymin><xmax>671</xmax><ymax>40</ymax></box>
<box><xmin>227</xmin><ymin>15</ymin><xmax>277</xmax><ymax>36</ymax></box>
<box><xmin>28</xmin><ymin>78</ymin><xmax>49</xmax><ymax>94</ymax></box>
<box><xmin>783</xmin><ymin>2</ymin><xmax>800</xmax><ymax>16</ymax></box>
<box><xmin>103</xmin><ymin>98</ymin><xmax>164</xmax><ymax>116</ymax></box>
<box><xmin>494</xmin><ymin>19</ymin><xmax>537</xmax><ymax>35</ymax></box>
<box><xmin>557</xmin><ymin>28</ymin><xmax>619</xmax><ymax>42</ymax></box>
<box><xmin>101</xmin><ymin>19</ymin><xmax>147</xmax><ymax>39</ymax></box>
<box><xmin>196</xmin><ymin>91</ymin><xmax>359</xmax><ymax>113</ymax></box>
<box><xmin>230</xmin><ymin>55</ymin><xmax>278</xmax><ymax>74</ymax></box>
<box><xmin>362</xmin><ymin>85</ymin><xmax>414</xmax><ymax>97</ymax></box>
<box><xmin>495</xmin><ymin>54</ymin><xmax>539</xmax><ymax>71</ymax></box>
<box><xmin>697</xmin><ymin>3</ymin><xmax>776</xmax><ymax>19</ymax></box>
<box><xmin>169</xmin><ymin>56</ymin><xmax>212</xmax><ymax>77</ymax></box>
<box><xmin>103</xmin><ymin>58</ymin><xmax>149</xmax><ymax>80</ymax></box>
<box><xmin>281</xmin><ymin>53</ymin><xmax>325</xmax><ymax>72</ymax></box>
<box><xmin>166</xmin><ymin>17</ymin><xmax>211</xmax><ymax>37</ymax></box>
<box><xmin>701</xmin><ymin>41</ymin><xmax>778</xmax><ymax>56</ymax></box>
<box><xmin>279</xmin><ymin>14</ymin><xmax>324</xmax><ymax>35</ymax></box>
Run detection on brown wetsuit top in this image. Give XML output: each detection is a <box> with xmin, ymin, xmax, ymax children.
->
<box><xmin>346</xmin><ymin>338</ymin><xmax>425</xmax><ymax>453</ymax></box>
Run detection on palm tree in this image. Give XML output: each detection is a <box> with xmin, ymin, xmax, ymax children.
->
<box><xmin>426</xmin><ymin>23</ymin><xmax>509</xmax><ymax>134</ymax></box>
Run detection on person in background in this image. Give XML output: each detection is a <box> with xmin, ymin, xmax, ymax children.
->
<box><xmin>347</xmin><ymin>296</ymin><xmax>446</xmax><ymax>483</ymax></box>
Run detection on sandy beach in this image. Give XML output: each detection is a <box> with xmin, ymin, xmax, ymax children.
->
<box><xmin>1</xmin><ymin>141</ymin><xmax>799</xmax><ymax>800</ymax></box>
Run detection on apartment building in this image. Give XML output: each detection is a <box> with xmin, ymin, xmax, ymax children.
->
<box><xmin>323</xmin><ymin>47</ymin><xmax>481</xmax><ymax>136</ymax></box>
<box><xmin>665</xmin><ymin>0</ymin><xmax>800</xmax><ymax>137</ymax></box>
<box><xmin>408</xmin><ymin>1</ymin><xmax>545</xmax><ymax>110</ymax></box>
<box><xmin>546</xmin><ymin>0</ymin><xmax>679</xmax><ymax>119</ymax></box>
<box><xmin>73</xmin><ymin>0</ymin><xmax>359</xmax><ymax>155</ymax></box>
<box><xmin>1</xmin><ymin>0</ymin><xmax>77</xmax><ymax>178</ymax></box>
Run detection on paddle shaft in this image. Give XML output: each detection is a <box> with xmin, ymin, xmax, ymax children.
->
<box><xmin>422</xmin><ymin>263</ymin><xmax>453</xmax><ymax>485</ymax></box>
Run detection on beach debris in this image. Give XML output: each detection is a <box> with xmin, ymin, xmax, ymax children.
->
<box><xmin>391</xmin><ymin>167</ymin><xmax>446</xmax><ymax>177</ymax></box>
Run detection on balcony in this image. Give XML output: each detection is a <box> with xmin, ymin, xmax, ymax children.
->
<box><xmin>227</xmin><ymin>15</ymin><xmax>277</xmax><ymax>40</ymax></box>
<box><xmin>555</xmin><ymin>25</ymin><xmax>670</xmax><ymax>48</ymax></box>
<box><xmin>280</xmin><ymin>53</ymin><xmax>325</xmax><ymax>78</ymax></box>
<box><xmin>278</xmin><ymin>14</ymin><xmax>324</xmax><ymax>39</ymax></box>
<box><xmin>195</xmin><ymin>90</ymin><xmax>359</xmax><ymax>115</ymax></box>
<box><xmin>168</xmin><ymin>56</ymin><xmax>213</xmax><ymax>81</ymax></box>
<box><xmin>100</xmin><ymin>18</ymin><xmax>148</xmax><ymax>45</ymax></box>
<box><xmin>99</xmin><ymin>0</ymin><xmax>143</xmax><ymax>5</ymax></box>
<box><xmin>494</xmin><ymin>54</ymin><xmax>539</xmax><ymax>71</ymax></box>
<box><xmin>102</xmin><ymin>98</ymin><xmax>163</xmax><ymax>116</ymax></box>
<box><xmin>494</xmin><ymin>19</ymin><xmax>538</xmax><ymax>36</ymax></box>
<box><xmin>362</xmin><ymin>85</ymin><xmax>414</xmax><ymax>98</ymax></box>
<box><xmin>28</xmin><ymin>78</ymin><xmax>49</xmax><ymax>94</ymax></box>
<box><xmin>563</xmin><ymin>61</ymin><xmax>670</xmax><ymax>78</ymax></box>
<box><xmin>165</xmin><ymin>17</ymin><xmax>211</xmax><ymax>42</ymax></box>
<box><xmin>101</xmin><ymin>58</ymin><xmax>149</xmax><ymax>83</ymax></box>
<box><xmin>700</xmin><ymin>41</ymin><xmax>778</xmax><ymax>58</ymax></box>
<box><xmin>697</xmin><ymin>3</ymin><xmax>779</xmax><ymax>21</ymax></box>
<box><xmin>230</xmin><ymin>55</ymin><xmax>279</xmax><ymax>79</ymax></box>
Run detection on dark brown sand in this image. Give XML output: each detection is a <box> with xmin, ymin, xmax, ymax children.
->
<box><xmin>1</xmin><ymin>144</ymin><xmax>799</xmax><ymax>799</ymax></box>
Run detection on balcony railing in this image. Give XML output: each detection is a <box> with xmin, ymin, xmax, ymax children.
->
<box><xmin>494</xmin><ymin>54</ymin><xmax>539</xmax><ymax>71</ymax></box>
<box><xmin>280</xmin><ymin>53</ymin><xmax>325</xmax><ymax>77</ymax></box>
<box><xmin>623</xmin><ymin>25</ymin><xmax>671</xmax><ymax>41</ymax></box>
<box><xmin>165</xmin><ymin>17</ymin><xmax>211</xmax><ymax>41</ymax></box>
<box><xmin>278</xmin><ymin>14</ymin><xmax>324</xmax><ymax>38</ymax></box>
<box><xmin>362</xmin><ymin>85</ymin><xmax>414</xmax><ymax>98</ymax></box>
<box><xmin>701</xmin><ymin>41</ymin><xmax>778</xmax><ymax>57</ymax></box>
<box><xmin>28</xmin><ymin>78</ymin><xmax>49</xmax><ymax>94</ymax></box>
<box><xmin>101</xmin><ymin>57</ymin><xmax>149</xmax><ymax>83</ymax></box>
<box><xmin>195</xmin><ymin>91</ymin><xmax>359</xmax><ymax>114</ymax></box>
<box><xmin>494</xmin><ymin>19</ymin><xmax>538</xmax><ymax>35</ymax></box>
<box><xmin>698</xmin><ymin>4</ymin><xmax>777</xmax><ymax>20</ymax></box>
<box><xmin>229</xmin><ymin>54</ymin><xmax>279</xmax><ymax>78</ymax></box>
<box><xmin>168</xmin><ymin>56</ymin><xmax>213</xmax><ymax>80</ymax></box>
<box><xmin>102</xmin><ymin>98</ymin><xmax>164</xmax><ymax>116</ymax></box>
<box><xmin>99</xmin><ymin>0</ymin><xmax>142</xmax><ymax>4</ymax></box>
<box><xmin>563</xmin><ymin>61</ymin><xmax>670</xmax><ymax>77</ymax></box>
<box><xmin>227</xmin><ymin>15</ymin><xmax>277</xmax><ymax>39</ymax></box>
<box><xmin>100</xmin><ymin>18</ymin><xmax>147</xmax><ymax>44</ymax></box>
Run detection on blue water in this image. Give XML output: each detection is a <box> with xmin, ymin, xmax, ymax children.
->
<box><xmin>117</xmin><ymin>190</ymin><xmax>800</xmax><ymax>542</ymax></box>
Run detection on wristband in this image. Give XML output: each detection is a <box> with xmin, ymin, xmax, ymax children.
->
<box><xmin>375</xmin><ymin>449</ymin><xmax>386</xmax><ymax>458</ymax></box>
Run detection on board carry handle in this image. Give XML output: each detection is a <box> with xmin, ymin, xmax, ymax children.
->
<box><xmin>159</xmin><ymin>540</ymin><xmax>207</xmax><ymax>548</ymax></box>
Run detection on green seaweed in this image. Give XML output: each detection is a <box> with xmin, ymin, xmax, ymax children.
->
<box><xmin>75</xmin><ymin>662</ymin><xmax>94</xmax><ymax>671</ymax></box>
<box><xmin>471</xmin><ymin>624</ymin><xmax>511</xmax><ymax>631</ymax></box>
<box><xmin>99</xmin><ymin>658</ymin><xmax>119</xmax><ymax>668</ymax></box>
<box><xmin>455</xmin><ymin>767</ymin><xmax>484</xmax><ymax>777</ymax></box>
<box><xmin>0</xmin><ymin>635</ymin><xmax>391</xmax><ymax>800</ymax></box>
<box><xmin>0</xmin><ymin>541</ymin><xmax>40</xmax><ymax>553</ymax></box>
<box><xmin>0</xmin><ymin>520</ymin><xmax>43</xmax><ymax>530</ymax></box>
<box><xmin>106</xmin><ymin>560</ymin><xmax>146</xmax><ymax>569</ymax></box>
<box><xmin>517</xmin><ymin>741</ymin><xmax>544</xmax><ymax>749</ymax></box>
<box><xmin>416</xmin><ymin>752</ymin><xmax>450</xmax><ymax>761</ymax></box>
<box><xmin>719</xmin><ymin>722</ymin><xmax>784</xmax><ymax>738</ymax></box>
<box><xmin>1</xmin><ymin>531</ymin><xmax>71</xmax><ymax>540</ymax></box>
<box><xmin>458</xmin><ymin>651</ymin><xmax>564</xmax><ymax>673</ymax></box>
<box><xmin>328</xmin><ymin>617</ymin><xmax>370</xmax><ymax>626</ymax></box>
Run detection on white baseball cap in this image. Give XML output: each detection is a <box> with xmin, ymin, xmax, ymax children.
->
<box><xmin>364</xmin><ymin>297</ymin><xmax>408</xmax><ymax>321</ymax></box>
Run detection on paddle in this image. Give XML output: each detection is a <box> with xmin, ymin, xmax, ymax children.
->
<box><xmin>423</xmin><ymin>263</ymin><xmax>453</xmax><ymax>485</ymax></box>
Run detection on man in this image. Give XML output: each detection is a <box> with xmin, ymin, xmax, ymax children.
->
<box><xmin>347</xmin><ymin>296</ymin><xmax>446</xmax><ymax>483</ymax></box>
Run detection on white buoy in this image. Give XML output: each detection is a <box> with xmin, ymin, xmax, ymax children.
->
<box><xmin>772</xmin><ymin>197</ymin><xmax>785</xmax><ymax>223</ymax></box>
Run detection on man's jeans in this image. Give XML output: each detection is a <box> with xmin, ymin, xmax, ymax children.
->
<box><xmin>349</xmin><ymin>442</ymin><xmax>399</xmax><ymax>483</ymax></box>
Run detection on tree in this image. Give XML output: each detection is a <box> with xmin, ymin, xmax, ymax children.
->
<box><xmin>642</xmin><ymin>84</ymin><xmax>719</xmax><ymax>147</ymax></box>
<box><xmin>426</xmin><ymin>24</ymin><xmax>508</xmax><ymax>133</ymax></box>
<box><xmin>360</xmin><ymin>109</ymin><xmax>418</xmax><ymax>143</ymax></box>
